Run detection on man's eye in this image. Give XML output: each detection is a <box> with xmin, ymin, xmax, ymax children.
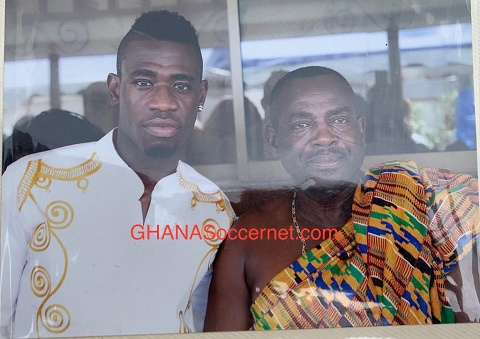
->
<box><xmin>173</xmin><ymin>83</ymin><xmax>191</xmax><ymax>92</ymax></box>
<box><xmin>331</xmin><ymin>117</ymin><xmax>348</xmax><ymax>124</ymax></box>
<box><xmin>134</xmin><ymin>80</ymin><xmax>152</xmax><ymax>87</ymax></box>
<box><xmin>293</xmin><ymin>122</ymin><xmax>310</xmax><ymax>129</ymax></box>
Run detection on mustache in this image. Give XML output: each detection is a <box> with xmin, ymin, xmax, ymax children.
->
<box><xmin>142</xmin><ymin>110</ymin><xmax>179</xmax><ymax>122</ymax></box>
<box><xmin>306</xmin><ymin>146</ymin><xmax>347</xmax><ymax>159</ymax></box>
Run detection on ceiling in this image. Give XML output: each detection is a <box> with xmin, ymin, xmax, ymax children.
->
<box><xmin>4</xmin><ymin>0</ymin><xmax>472</xmax><ymax>61</ymax></box>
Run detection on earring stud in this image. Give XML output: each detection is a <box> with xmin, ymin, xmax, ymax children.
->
<box><xmin>198</xmin><ymin>105</ymin><xmax>204</xmax><ymax>111</ymax></box>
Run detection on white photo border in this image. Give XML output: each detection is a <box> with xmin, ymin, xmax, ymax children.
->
<box><xmin>0</xmin><ymin>0</ymin><xmax>479</xmax><ymax>338</ymax></box>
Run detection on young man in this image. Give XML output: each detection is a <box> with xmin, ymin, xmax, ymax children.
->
<box><xmin>0</xmin><ymin>11</ymin><xmax>234</xmax><ymax>338</ymax></box>
<box><xmin>205</xmin><ymin>66</ymin><xmax>480</xmax><ymax>331</ymax></box>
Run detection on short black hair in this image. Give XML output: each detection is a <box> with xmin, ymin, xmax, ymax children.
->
<box><xmin>269</xmin><ymin>66</ymin><xmax>355</xmax><ymax>129</ymax></box>
<box><xmin>116</xmin><ymin>10</ymin><xmax>202</xmax><ymax>76</ymax></box>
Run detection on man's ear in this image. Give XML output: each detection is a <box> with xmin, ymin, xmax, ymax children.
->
<box><xmin>199</xmin><ymin>79</ymin><xmax>208</xmax><ymax>107</ymax></box>
<box><xmin>265</xmin><ymin>125</ymin><xmax>280</xmax><ymax>158</ymax></box>
<box><xmin>357</xmin><ymin>116</ymin><xmax>366</xmax><ymax>143</ymax></box>
<box><xmin>107</xmin><ymin>73</ymin><xmax>120</xmax><ymax>105</ymax></box>
<box><xmin>260</xmin><ymin>98</ymin><xmax>267</xmax><ymax>113</ymax></box>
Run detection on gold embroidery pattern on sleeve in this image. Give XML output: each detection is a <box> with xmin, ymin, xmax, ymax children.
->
<box><xmin>30</xmin><ymin>223</ymin><xmax>51</xmax><ymax>252</ymax></box>
<box><xmin>178</xmin><ymin>172</ymin><xmax>236</xmax><ymax>223</ymax></box>
<box><xmin>177</xmin><ymin>172</ymin><xmax>235</xmax><ymax>332</ymax></box>
<box><xmin>17</xmin><ymin>159</ymin><xmax>41</xmax><ymax>211</ymax></box>
<box><xmin>220</xmin><ymin>192</ymin><xmax>236</xmax><ymax>225</ymax></box>
<box><xmin>17</xmin><ymin>153</ymin><xmax>102</xmax><ymax>211</ymax></box>
<box><xmin>29</xmin><ymin>200</ymin><xmax>74</xmax><ymax>337</ymax></box>
<box><xmin>31</xmin><ymin>265</ymin><xmax>51</xmax><ymax>298</ymax></box>
<box><xmin>36</xmin><ymin>176</ymin><xmax>52</xmax><ymax>192</ymax></box>
<box><xmin>178</xmin><ymin>218</ymin><xmax>223</xmax><ymax>333</ymax></box>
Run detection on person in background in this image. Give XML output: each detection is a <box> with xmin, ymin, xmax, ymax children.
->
<box><xmin>83</xmin><ymin>82</ymin><xmax>119</xmax><ymax>134</ymax></box>
<box><xmin>2</xmin><ymin>109</ymin><xmax>105</xmax><ymax>173</ymax></box>
<box><xmin>454</xmin><ymin>75</ymin><xmax>476</xmax><ymax>150</ymax></box>
<box><xmin>261</xmin><ymin>70</ymin><xmax>288</xmax><ymax>160</ymax></box>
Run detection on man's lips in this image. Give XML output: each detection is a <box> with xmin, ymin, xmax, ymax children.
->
<box><xmin>306</xmin><ymin>153</ymin><xmax>346</xmax><ymax>167</ymax></box>
<box><xmin>143</xmin><ymin>118</ymin><xmax>180</xmax><ymax>138</ymax></box>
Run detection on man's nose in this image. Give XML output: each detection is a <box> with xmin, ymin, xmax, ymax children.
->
<box><xmin>311</xmin><ymin>123</ymin><xmax>337</xmax><ymax>146</ymax></box>
<box><xmin>149</xmin><ymin>85</ymin><xmax>178</xmax><ymax>111</ymax></box>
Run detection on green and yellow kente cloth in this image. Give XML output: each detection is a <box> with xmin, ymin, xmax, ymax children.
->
<box><xmin>251</xmin><ymin>161</ymin><xmax>479</xmax><ymax>329</ymax></box>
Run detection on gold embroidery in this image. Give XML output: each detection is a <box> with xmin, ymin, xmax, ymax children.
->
<box><xmin>178</xmin><ymin>310</ymin><xmax>190</xmax><ymax>333</ymax></box>
<box><xmin>45</xmin><ymin>200</ymin><xmax>74</xmax><ymax>229</ymax></box>
<box><xmin>39</xmin><ymin>152</ymin><xmax>101</xmax><ymax>182</ymax></box>
<box><xmin>41</xmin><ymin>304</ymin><xmax>71</xmax><ymax>334</ymax></box>
<box><xmin>35</xmin><ymin>176</ymin><xmax>52</xmax><ymax>192</ymax></box>
<box><xmin>221</xmin><ymin>192</ymin><xmax>236</xmax><ymax>225</ymax></box>
<box><xmin>178</xmin><ymin>218</ymin><xmax>224</xmax><ymax>333</ymax></box>
<box><xmin>76</xmin><ymin>178</ymin><xmax>89</xmax><ymax>193</ymax></box>
<box><xmin>17</xmin><ymin>160</ymin><xmax>41</xmax><ymax>211</ymax></box>
<box><xmin>178</xmin><ymin>172</ymin><xmax>236</xmax><ymax>223</ymax></box>
<box><xmin>201</xmin><ymin>218</ymin><xmax>224</xmax><ymax>247</ymax></box>
<box><xmin>30</xmin><ymin>266</ymin><xmax>50</xmax><ymax>298</ymax></box>
<box><xmin>29</xmin><ymin>223</ymin><xmax>50</xmax><ymax>252</ymax></box>
<box><xmin>17</xmin><ymin>153</ymin><xmax>102</xmax><ymax>211</ymax></box>
<box><xmin>29</xmin><ymin>200</ymin><xmax>74</xmax><ymax>337</ymax></box>
<box><xmin>179</xmin><ymin>243</ymin><xmax>219</xmax><ymax>333</ymax></box>
<box><xmin>179</xmin><ymin>173</ymin><xmax>224</xmax><ymax>209</ymax></box>
<box><xmin>177</xmin><ymin>172</ymin><xmax>236</xmax><ymax>332</ymax></box>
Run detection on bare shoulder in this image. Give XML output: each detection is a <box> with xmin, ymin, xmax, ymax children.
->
<box><xmin>233</xmin><ymin>189</ymin><xmax>292</xmax><ymax>230</ymax></box>
<box><xmin>217</xmin><ymin>190</ymin><xmax>291</xmax><ymax>257</ymax></box>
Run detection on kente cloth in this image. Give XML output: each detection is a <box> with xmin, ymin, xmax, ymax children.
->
<box><xmin>251</xmin><ymin>161</ymin><xmax>479</xmax><ymax>330</ymax></box>
<box><xmin>0</xmin><ymin>130</ymin><xmax>235</xmax><ymax>338</ymax></box>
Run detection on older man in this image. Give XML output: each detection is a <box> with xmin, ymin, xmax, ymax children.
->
<box><xmin>204</xmin><ymin>66</ymin><xmax>479</xmax><ymax>331</ymax></box>
<box><xmin>0</xmin><ymin>11</ymin><xmax>234</xmax><ymax>338</ymax></box>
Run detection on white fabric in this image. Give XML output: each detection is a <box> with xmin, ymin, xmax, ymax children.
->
<box><xmin>0</xmin><ymin>130</ymin><xmax>234</xmax><ymax>338</ymax></box>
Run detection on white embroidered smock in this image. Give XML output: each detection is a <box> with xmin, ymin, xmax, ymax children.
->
<box><xmin>0</xmin><ymin>130</ymin><xmax>234</xmax><ymax>338</ymax></box>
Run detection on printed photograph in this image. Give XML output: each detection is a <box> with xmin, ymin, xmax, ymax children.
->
<box><xmin>0</xmin><ymin>0</ymin><xmax>478</xmax><ymax>338</ymax></box>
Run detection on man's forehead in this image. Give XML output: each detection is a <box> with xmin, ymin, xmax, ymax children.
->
<box><xmin>122</xmin><ymin>39</ymin><xmax>202</xmax><ymax>77</ymax></box>
<box><xmin>283</xmin><ymin>74</ymin><xmax>352</xmax><ymax>96</ymax></box>
<box><xmin>278</xmin><ymin>75</ymin><xmax>354</xmax><ymax>107</ymax></box>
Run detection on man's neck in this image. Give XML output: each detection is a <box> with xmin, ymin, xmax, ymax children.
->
<box><xmin>295</xmin><ymin>182</ymin><xmax>357</xmax><ymax>229</ymax></box>
<box><xmin>113</xmin><ymin>129</ymin><xmax>179</xmax><ymax>183</ymax></box>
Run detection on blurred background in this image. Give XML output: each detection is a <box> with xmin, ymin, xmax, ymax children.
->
<box><xmin>3</xmin><ymin>0</ymin><xmax>477</xmax><ymax>194</ymax></box>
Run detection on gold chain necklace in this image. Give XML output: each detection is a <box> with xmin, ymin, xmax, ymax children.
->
<box><xmin>292</xmin><ymin>190</ymin><xmax>307</xmax><ymax>257</ymax></box>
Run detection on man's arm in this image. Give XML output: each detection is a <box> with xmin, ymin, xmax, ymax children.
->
<box><xmin>421</xmin><ymin>167</ymin><xmax>480</xmax><ymax>322</ymax></box>
<box><xmin>191</xmin><ymin>265</ymin><xmax>213</xmax><ymax>332</ymax></box>
<box><xmin>445</xmin><ymin>245</ymin><xmax>480</xmax><ymax>322</ymax></box>
<box><xmin>0</xmin><ymin>168</ymin><xmax>30</xmax><ymax>338</ymax></box>
<box><xmin>204</xmin><ymin>222</ymin><xmax>252</xmax><ymax>331</ymax></box>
